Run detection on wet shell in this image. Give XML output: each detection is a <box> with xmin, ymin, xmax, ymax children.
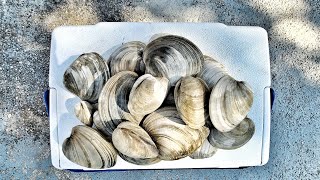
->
<box><xmin>143</xmin><ymin>35</ymin><xmax>204</xmax><ymax>86</ymax></box>
<box><xmin>128</xmin><ymin>74</ymin><xmax>169</xmax><ymax>117</ymax></box>
<box><xmin>63</xmin><ymin>52</ymin><xmax>110</xmax><ymax>103</ymax></box>
<box><xmin>62</xmin><ymin>125</ymin><xmax>117</xmax><ymax>169</ymax></box>
<box><xmin>74</xmin><ymin>101</ymin><xmax>93</xmax><ymax>126</ymax></box>
<box><xmin>112</xmin><ymin>121</ymin><xmax>159</xmax><ymax>159</ymax></box>
<box><xmin>197</xmin><ymin>55</ymin><xmax>227</xmax><ymax>89</ymax></box>
<box><xmin>209</xmin><ymin>75</ymin><xmax>254</xmax><ymax>132</ymax></box>
<box><xmin>119</xmin><ymin>153</ymin><xmax>161</xmax><ymax>165</ymax></box>
<box><xmin>189</xmin><ymin>139</ymin><xmax>217</xmax><ymax>159</ymax></box>
<box><xmin>174</xmin><ymin>76</ymin><xmax>209</xmax><ymax>129</ymax></box>
<box><xmin>208</xmin><ymin>117</ymin><xmax>255</xmax><ymax>150</ymax></box>
<box><xmin>109</xmin><ymin>41</ymin><xmax>146</xmax><ymax>76</ymax></box>
<box><xmin>96</xmin><ymin>71</ymin><xmax>141</xmax><ymax>137</ymax></box>
<box><xmin>142</xmin><ymin>107</ymin><xmax>209</xmax><ymax>160</ymax></box>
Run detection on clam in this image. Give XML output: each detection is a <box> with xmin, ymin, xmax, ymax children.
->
<box><xmin>142</xmin><ymin>107</ymin><xmax>209</xmax><ymax>160</ymax></box>
<box><xmin>143</xmin><ymin>35</ymin><xmax>204</xmax><ymax>86</ymax></box>
<box><xmin>96</xmin><ymin>71</ymin><xmax>141</xmax><ymax>137</ymax></box>
<box><xmin>74</xmin><ymin>101</ymin><xmax>93</xmax><ymax>126</ymax></box>
<box><xmin>62</xmin><ymin>125</ymin><xmax>117</xmax><ymax>169</ymax></box>
<box><xmin>209</xmin><ymin>75</ymin><xmax>254</xmax><ymax>132</ymax></box>
<box><xmin>197</xmin><ymin>55</ymin><xmax>227</xmax><ymax>89</ymax></box>
<box><xmin>109</xmin><ymin>41</ymin><xmax>146</xmax><ymax>76</ymax></box>
<box><xmin>128</xmin><ymin>74</ymin><xmax>169</xmax><ymax>117</ymax></box>
<box><xmin>119</xmin><ymin>153</ymin><xmax>161</xmax><ymax>165</ymax></box>
<box><xmin>63</xmin><ymin>52</ymin><xmax>110</xmax><ymax>103</ymax></box>
<box><xmin>189</xmin><ymin>139</ymin><xmax>217</xmax><ymax>159</ymax></box>
<box><xmin>208</xmin><ymin>117</ymin><xmax>255</xmax><ymax>150</ymax></box>
<box><xmin>112</xmin><ymin>121</ymin><xmax>160</xmax><ymax>165</ymax></box>
<box><xmin>174</xmin><ymin>76</ymin><xmax>209</xmax><ymax>129</ymax></box>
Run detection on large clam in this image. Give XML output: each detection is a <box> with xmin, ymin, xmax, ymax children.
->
<box><xmin>174</xmin><ymin>76</ymin><xmax>209</xmax><ymax>129</ymax></box>
<box><xmin>209</xmin><ymin>75</ymin><xmax>254</xmax><ymax>132</ymax></box>
<box><xmin>143</xmin><ymin>35</ymin><xmax>204</xmax><ymax>86</ymax></box>
<box><xmin>112</xmin><ymin>121</ymin><xmax>160</xmax><ymax>165</ymax></box>
<box><xmin>142</xmin><ymin>107</ymin><xmax>209</xmax><ymax>160</ymax></box>
<box><xmin>95</xmin><ymin>71</ymin><xmax>141</xmax><ymax>137</ymax></box>
<box><xmin>62</xmin><ymin>125</ymin><xmax>117</xmax><ymax>169</ymax></box>
<box><xmin>63</xmin><ymin>52</ymin><xmax>110</xmax><ymax>103</ymax></box>
<box><xmin>128</xmin><ymin>74</ymin><xmax>169</xmax><ymax>117</ymax></box>
<box><xmin>208</xmin><ymin>117</ymin><xmax>255</xmax><ymax>150</ymax></box>
<box><xmin>109</xmin><ymin>41</ymin><xmax>146</xmax><ymax>76</ymax></box>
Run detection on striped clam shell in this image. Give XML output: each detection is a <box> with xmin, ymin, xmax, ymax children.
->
<box><xmin>63</xmin><ymin>52</ymin><xmax>110</xmax><ymax>103</ymax></box>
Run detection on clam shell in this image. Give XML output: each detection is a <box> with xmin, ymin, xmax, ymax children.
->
<box><xmin>112</xmin><ymin>121</ymin><xmax>159</xmax><ymax>159</ymax></box>
<box><xmin>197</xmin><ymin>55</ymin><xmax>227</xmax><ymax>89</ymax></box>
<box><xmin>128</xmin><ymin>74</ymin><xmax>169</xmax><ymax>117</ymax></box>
<box><xmin>142</xmin><ymin>107</ymin><xmax>209</xmax><ymax>160</ymax></box>
<box><xmin>62</xmin><ymin>125</ymin><xmax>117</xmax><ymax>169</ymax></box>
<box><xmin>209</xmin><ymin>75</ymin><xmax>254</xmax><ymax>132</ymax></box>
<box><xmin>74</xmin><ymin>101</ymin><xmax>93</xmax><ymax>126</ymax></box>
<box><xmin>208</xmin><ymin>117</ymin><xmax>255</xmax><ymax>150</ymax></box>
<box><xmin>189</xmin><ymin>139</ymin><xmax>217</xmax><ymax>159</ymax></box>
<box><xmin>119</xmin><ymin>153</ymin><xmax>161</xmax><ymax>165</ymax></box>
<box><xmin>174</xmin><ymin>76</ymin><xmax>209</xmax><ymax>129</ymax></box>
<box><xmin>109</xmin><ymin>41</ymin><xmax>146</xmax><ymax>76</ymax></box>
<box><xmin>96</xmin><ymin>71</ymin><xmax>141</xmax><ymax>137</ymax></box>
<box><xmin>63</xmin><ymin>52</ymin><xmax>110</xmax><ymax>103</ymax></box>
<box><xmin>144</xmin><ymin>35</ymin><xmax>204</xmax><ymax>86</ymax></box>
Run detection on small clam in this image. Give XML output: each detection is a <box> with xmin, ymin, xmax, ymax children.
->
<box><xmin>62</xmin><ymin>125</ymin><xmax>117</xmax><ymax>169</ymax></box>
<box><xmin>189</xmin><ymin>139</ymin><xmax>217</xmax><ymax>159</ymax></box>
<box><xmin>109</xmin><ymin>41</ymin><xmax>146</xmax><ymax>76</ymax></box>
<box><xmin>144</xmin><ymin>35</ymin><xmax>204</xmax><ymax>86</ymax></box>
<box><xmin>174</xmin><ymin>76</ymin><xmax>209</xmax><ymax>129</ymax></box>
<box><xmin>96</xmin><ymin>71</ymin><xmax>142</xmax><ymax>137</ymax></box>
<box><xmin>208</xmin><ymin>117</ymin><xmax>255</xmax><ymax>150</ymax></box>
<box><xmin>63</xmin><ymin>52</ymin><xmax>110</xmax><ymax>103</ymax></box>
<box><xmin>209</xmin><ymin>75</ymin><xmax>254</xmax><ymax>132</ymax></box>
<box><xmin>112</xmin><ymin>121</ymin><xmax>160</xmax><ymax>165</ymax></box>
<box><xmin>197</xmin><ymin>55</ymin><xmax>227</xmax><ymax>89</ymax></box>
<box><xmin>74</xmin><ymin>101</ymin><xmax>93</xmax><ymax>126</ymax></box>
<box><xmin>142</xmin><ymin>107</ymin><xmax>209</xmax><ymax>160</ymax></box>
<box><xmin>128</xmin><ymin>74</ymin><xmax>169</xmax><ymax>117</ymax></box>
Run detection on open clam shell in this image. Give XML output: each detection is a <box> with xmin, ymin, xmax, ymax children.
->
<box><xmin>208</xmin><ymin>117</ymin><xmax>255</xmax><ymax>150</ymax></box>
<box><xmin>112</xmin><ymin>121</ymin><xmax>159</xmax><ymax>159</ymax></box>
<box><xmin>197</xmin><ymin>55</ymin><xmax>227</xmax><ymax>90</ymax></box>
<box><xmin>96</xmin><ymin>71</ymin><xmax>141</xmax><ymax>137</ymax></box>
<box><xmin>143</xmin><ymin>35</ymin><xmax>204</xmax><ymax>86</ymax></box>
<box><xmin>209</xmin><ymin>75</ymin><xmax>254</xmax><ymax>132</ymax></box>
<box><xmin>63</xmin><ymin>52</ymin><xmax>110</xmax><ymax>103</ymax></box>
<box><xmin>189</xmin><ymin>139</ymin><xmax>217</xmax><ymax>159</ymax></box>
<box><xmin>109</xmin><ymin>41</ymin><xmax>146</xmax><ymax>76</ymax></box>
<box><xmin>128</xmin><ymin>74</ymin><xmax>169</xmax><ymax>117</ymax></box>
<box><xmin>62</xmin><ymin>125</ymin><xmax>117</xmax><ymax>169</ymax></box>
<box><xmin>142</xmin><ymin>107</ymin><xmax>209</xmax><ymax>161</ymax></box>
<box><xmin>74</xmin><ymin>101</ymin><xmax>93</xmax><ymax>126</ymax></box>
<box><xmin>174</xmin><ymin>76</ymin><xmax>209</xmax><ymax>129</ymax></box>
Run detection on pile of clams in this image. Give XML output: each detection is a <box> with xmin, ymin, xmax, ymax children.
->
<box><xmin>62</xmin><ymin>34</ymin><xmax>255</xmax><ymax>169</ymax></box>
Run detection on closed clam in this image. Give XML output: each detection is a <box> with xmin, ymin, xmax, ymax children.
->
<box><xmin>74</xmin><ymin>101</ymin><xmax>93</xmax><ymax>126</ymax></box>
<box><xmin>197</xmin><ymin>55</ymin><xmax>227</xmax><ymax>89</ymax></box>
<box><xmin>189</xmin><ymin>139</ymin><xmax>217</xmax><ymax>159</ymax></box>
<box><xmin>209</xmin><ymin>75</ymin><xmax>254</xmax><ymax>132</ymax></box>
<box><xmin>63</xmin><ymin>52</ymin><xmax>110</xmax><ymax>103</ymax></box>
<box><xmin>96</xmin><ymin>71</ymin><xmax>141</xmax><ymax>137</ymax></box>
<box><xmin>112</xmin><ymin>121</ymin><xmax>160</xmax><ymax>165</ymax></box>
<box><xmin>62</xmin><ymin>125</ymin><xmax>117</xmax><ymax>169</ymax></box>
<box><xmin>208</xmin><ymin>117</ymin><xmax>255</xmax><ymax>150</ymax></box>
<box><xmin>109</xmin><ymin>41</ymin><xmax>146</xmax><ymax>76</ymax></box>
<box><xmin>128</xmin><ymin>74</ymin><xmax>169</xmax><ymax>117</ymax></box>
<box><xmin>174</xmin><ymin>76</ymin><xmax>209</xmax><ymax>129</ymax></box>
<box><xmin>143</xmin><ymin>35</ymin><xmax>204</xmax><ymax>86</ymax></box>
<box><xmin>142</xmin><ymin>107</ymin><xmax>209</xmax><ymax>160</ymax></box>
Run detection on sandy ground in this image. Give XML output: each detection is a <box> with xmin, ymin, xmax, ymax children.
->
<box><xmin>1</xmin><ymin>0</ymin><xmax>320</xmax><ymax>179</ymax></box>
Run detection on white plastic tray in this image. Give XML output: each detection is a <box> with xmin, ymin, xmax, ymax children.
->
<box><xmin>49</xmin><ymin>22</ymin><xmax>271</xmax><ymax>170</ymax></box>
